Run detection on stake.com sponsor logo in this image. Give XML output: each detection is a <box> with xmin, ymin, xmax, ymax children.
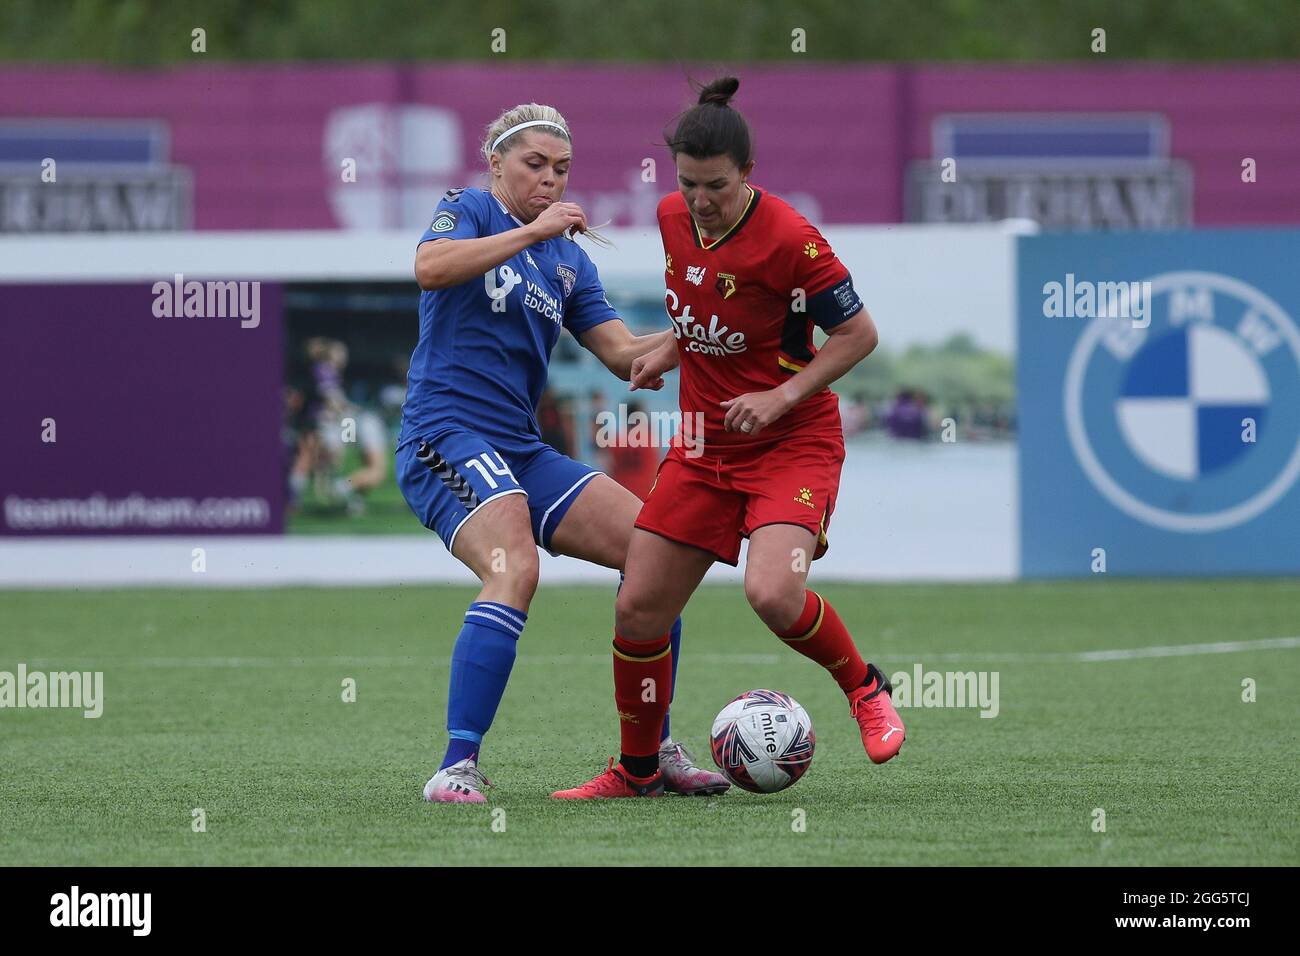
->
<box><xmin>665</xmin><ymin>289</ymin><xmax>747</xmax><ymax>356</ymax></box>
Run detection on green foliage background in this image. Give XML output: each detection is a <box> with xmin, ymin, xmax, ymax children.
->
<box><xmin>5</xmin><ymin>0</ymin><xmax>1299</xmax><ymax>64</ymax></box>
<box><xmin>837</xmin><ymin>333</ymin><xmax>1014</xmax><ymax>407</ymax></box>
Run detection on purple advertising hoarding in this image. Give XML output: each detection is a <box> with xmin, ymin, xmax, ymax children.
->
<box><xmin>0</xmin><ymin>63</ymin><xmax>1296</xmax><ymax>232</ymax></box>
<box><xmin>0</xmin><ymin>283</ymin><xmax>284</xmax><ymax>535</ymax></box>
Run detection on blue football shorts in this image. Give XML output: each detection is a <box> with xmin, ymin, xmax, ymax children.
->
<box><xmin>396</xmin><ymin>426</ymin><xmax>601</xmax><ymax>555</ymax></box>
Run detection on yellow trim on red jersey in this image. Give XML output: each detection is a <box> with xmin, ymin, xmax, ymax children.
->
<box><xmin>693</xmin><ymin>184</ymin><xmax>757</xmax><ymax>251</ymax></box>
<box><xmin>777</xmin><ymin>355</ymin><xmax>806</xmax><ymax>373</ymax></box>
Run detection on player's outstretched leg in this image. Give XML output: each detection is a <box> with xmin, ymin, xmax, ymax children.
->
<box><xmin>422</xmin><ymin>600</ymin><xmax>524</xmax><ymax>803</ymax></box>
<box><xmin>779</xmin><ymin>591</ymin><xmax>905</xmax><ymax>763</ymax></box>
<box><xmin>424</xmin><ymin>493</ymin><xmax>540</xmax><ymax>803</ymax></box>
<box><xmin>746</xmin><ymin>525</ymin><xmax>905</xmax><ymax>764</ymax></box>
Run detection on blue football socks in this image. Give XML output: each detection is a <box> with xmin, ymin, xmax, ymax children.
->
<box><xmin>661</xmin><ymin>614</ymin><xmax>682</xmax><ymax>744</ymax></box>
<box><xmin>439</xmin><ymin>601</ymin><xmax>527</xmax><ymax>771</ymax></box>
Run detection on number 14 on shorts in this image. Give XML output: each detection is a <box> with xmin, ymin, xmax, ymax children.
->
<box><xmin>463</xmin><ymin>452</ymin><xmax>517</xmax><ymax>490</ymax></box>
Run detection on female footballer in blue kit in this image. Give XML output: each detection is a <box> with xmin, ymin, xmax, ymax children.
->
<box><xmin>398</xmin><ymin>103</ymin><xmax>728</xmax><ymax>802</ymax></box>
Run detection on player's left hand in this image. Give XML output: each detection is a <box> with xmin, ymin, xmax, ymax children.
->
<box><xmin>720</xmin><ymin>388</ymin><xmax>795</xmax><ymax>436</ymax></box>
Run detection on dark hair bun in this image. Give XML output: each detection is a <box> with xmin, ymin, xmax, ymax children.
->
<box><xmin>666</xmin><ymin>76</ymin><xmax>752</xmax><ymax>166</ymax></box>
<box><xmin>698</xmin><ymin>76</ymin><xmax>740</xmax><ymax>107</ymax></box>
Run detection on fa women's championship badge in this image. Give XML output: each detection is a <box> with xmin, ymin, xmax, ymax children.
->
<box><xmin>1062</xmin><ymin>271</ymin><xmax>1300</xmax><ymax>533</ymax></box>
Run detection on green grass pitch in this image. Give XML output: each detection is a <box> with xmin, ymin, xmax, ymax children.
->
<box><xmin>2</xmin><ymin>579</ymin><xmax>1297</xmax><ymax>866</ymax></box>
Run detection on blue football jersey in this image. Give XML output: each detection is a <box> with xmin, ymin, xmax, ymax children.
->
<box><xmin>399</xmin><ymin>187</ymin><xmax>619</xmax><ymax>452</ymax></box>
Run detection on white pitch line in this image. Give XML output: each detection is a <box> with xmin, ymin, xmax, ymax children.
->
<box><xmin>1070</xmin><ymin>635</ymin><xmax>1300</xmax><ymax>662</ymax></box>
<box><xmin>15</xmin><ymin>637</ymin><xmax>1300</xmax><ymax>670</ymax></box>
<box><xmin>880</xmin><ymin>636</ymin><xmax>1300</xmax><ymax>664</ymax></box>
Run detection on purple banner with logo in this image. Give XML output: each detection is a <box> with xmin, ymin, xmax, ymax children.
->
<box><xmin>0</xmin><ymin>283</ymin><xmax>284</xmax><ymax>535</ymax></box>
<box><xmin>0</xmin><ymin>64</ymin><xmax>1296</xmax><ymax>231</ymax></box>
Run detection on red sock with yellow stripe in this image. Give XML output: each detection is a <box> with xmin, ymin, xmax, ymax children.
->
<box><xmin>612</xmin><ymin>633</ymin><xmax>673</xmax><ymax>766</ymax></box>
<box><xmin>774</xmin><ymin>591</ymin><xmax>869</xmax><ymax>693</ymax></box>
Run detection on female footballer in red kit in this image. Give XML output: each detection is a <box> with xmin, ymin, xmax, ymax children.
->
<box><xmin>554</xmin><ymin>77</ymin><xmax>906</xmax><ymax>799</ymax></box>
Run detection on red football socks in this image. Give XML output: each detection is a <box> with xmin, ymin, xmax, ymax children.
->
<box><xmin>612</xmin><ymin>633</ymin><xmax>673</xmax><ymax>759</ymax></box>
<box><xmin>774</xmin><ymin>590</ymin><xmax>870</xmax><ymax>693</ymax></box>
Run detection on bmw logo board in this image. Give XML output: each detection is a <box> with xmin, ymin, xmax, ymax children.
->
<box><xmin>1017</xmin><ymin>232</ymin><xmax>1300</xmax><ymax>576</ymax></box>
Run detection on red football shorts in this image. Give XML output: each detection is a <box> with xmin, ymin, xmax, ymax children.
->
<box><xmin>634</xmin><ymin>430</ymin><xmax>845</xmax><ymax>566</ymax></box>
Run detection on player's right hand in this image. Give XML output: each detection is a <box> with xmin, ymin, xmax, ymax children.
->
<box><xmin>528</xmin><ymin>201</ymin><xmax>588</xmax><ymax>241</ymax></box>
<box><xmin>630</xmin><ymin>348</ymin><xmax>675</xmax><ymax>391</ymax></box>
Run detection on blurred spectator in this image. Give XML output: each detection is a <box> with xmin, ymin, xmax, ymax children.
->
<box><xmin>291</xmin><ymin>337</ymin><xmax>389</xmax><ymax>515</ymax></box>
<box><xmin>379</xmin><ymin>353</ymin><xmax>409</xmax><ymax>416</ymax></box>
<box><xmin>883</xmin><ymin>388</ymin><xmax>929</xmax><ymax>440</ymax></box>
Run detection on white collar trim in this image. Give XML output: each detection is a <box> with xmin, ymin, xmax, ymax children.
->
<box><xmin>491</xmin><ymin>191</ymin><xmax>525</xmax><ymax>227</ymax></box>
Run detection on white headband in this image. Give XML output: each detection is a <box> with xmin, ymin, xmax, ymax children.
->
<box><xmin>490</xmin><ymin>119</ymin><xmax>568</xmax><ymax>153</ymax></box>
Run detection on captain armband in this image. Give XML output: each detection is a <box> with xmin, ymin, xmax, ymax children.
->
<box><xmin>806</xmin><ymin>275</ymin><xmax>863</xmax><ymax>331</ymax></box>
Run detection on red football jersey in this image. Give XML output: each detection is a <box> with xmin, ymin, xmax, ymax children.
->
<box><xmin>657</xmin><ymin>185</ymin><xmax>864</xmax><ymax>451</ymax></box>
